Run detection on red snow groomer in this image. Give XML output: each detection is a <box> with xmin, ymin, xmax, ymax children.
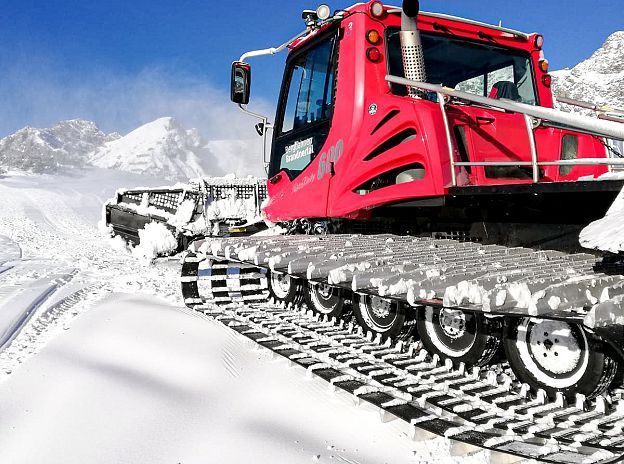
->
<box><xmin>183</xmin><ymin>1</ymin><xmax>624</xmax><ymax>443</ymax></box>
<box><xmin>241</xmin><ymin>2</ymin><xmax>624</xmax><ymax>250</ymax></box>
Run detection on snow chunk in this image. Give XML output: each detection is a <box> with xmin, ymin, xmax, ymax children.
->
<box><xmin>132</xmin><ymin>222</ymin><xmax>178</xmax><ymax>261</ymax></box>
<box><xmin>548</xmin><ymin>296</ymin><xmax>562</xmax><ymax>311</ymax></box>
<box><xmin>167</xmin><ymin>199</ymin><xmax>196</xmax><ymax>228</ymax></box>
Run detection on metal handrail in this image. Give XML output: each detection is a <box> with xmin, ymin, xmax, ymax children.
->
<box><xmin>386</xmin><ymin>75</ymin><xmax>624</xmax><ymax>186</ymax></box>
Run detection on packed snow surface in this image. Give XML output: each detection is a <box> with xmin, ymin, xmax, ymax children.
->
<box><xmin>0</xmin><ymin>169</ymin><xmax>486</xmax><ymax>464</ymax></box>
<box><xmin>0</xmin><ymin>294</ymin><xmax>487</xmax><ymax>464</ymax></box>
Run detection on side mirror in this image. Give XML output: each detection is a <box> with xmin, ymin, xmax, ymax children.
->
<box><xmin>231</xmin><ymin>61</ymin><xmax>251</xmax><ymax>105</ymax></box>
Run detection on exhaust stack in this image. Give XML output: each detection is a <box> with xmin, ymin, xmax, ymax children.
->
<box><xmin>400</xmin><ymin>0</ymin><xmax>427</xmax><ymax>98</ymax></box>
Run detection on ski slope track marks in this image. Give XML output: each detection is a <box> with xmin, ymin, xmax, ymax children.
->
<box><xmin>0</xmin><ymin>173</ymin><xmax>182</xmax><ymax>382</ymax></box>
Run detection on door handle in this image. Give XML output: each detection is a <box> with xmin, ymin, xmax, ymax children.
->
<box><xmin>476</xmin><ymin>116</ymin><xmax>495</xmax><ymax>125</ymax></box>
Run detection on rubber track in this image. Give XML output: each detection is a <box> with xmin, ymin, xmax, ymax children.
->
<box><xmin>195</xmin><ymin>302</ymin><xmax>624</xmax><ymax>464</ymax></box>
<box><xmin>181</xmin><ymin>252</ymin><xmax>624</xmax><ymax>464</ymax></box>
<box><xmin>191</xmin><ymin>234</ymin><xmax>624</xmax><ymax>324</ymax></box>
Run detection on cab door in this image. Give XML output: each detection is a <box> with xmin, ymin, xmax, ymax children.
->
<box><xmin>455</xmin><ymin>63</ymin><xmax>536</xmax><ymax>185</ymax></box>
<box><xmin>263</xmin><ymin>32</ymin><xmax>339</xmax><ymax>222</ymax></box>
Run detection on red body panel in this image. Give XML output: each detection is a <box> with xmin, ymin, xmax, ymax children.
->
<box><xmin>263</xmin><ymin>2</ymin><xmax>610</xmax><ymax>223</ymax></box>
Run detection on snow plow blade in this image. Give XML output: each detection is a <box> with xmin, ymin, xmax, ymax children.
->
<box><xmin>105</xmin><ymin>187</ymin><xmax>202</xmax><ymax>249</ymax></box>
<box><xmin>104</xmin><ymin>178</ymin><xmax>267</xmax><ymax>250</ymax></box>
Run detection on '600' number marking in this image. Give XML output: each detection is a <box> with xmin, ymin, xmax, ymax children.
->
<box><xmin>317</xmin><ymin>140</ymin><xmax>344</xmax><ymax>180</ymax></box>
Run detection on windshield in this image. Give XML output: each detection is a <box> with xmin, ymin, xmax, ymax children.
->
<box><xmin>387</xmin><ymin>29</ymin><xmax>538</xmax><ymax>105</ymax></box>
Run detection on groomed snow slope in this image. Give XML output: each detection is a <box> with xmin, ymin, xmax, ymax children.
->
<box><xmin>0</xmin><ymin>294</ymin><xmax>484</xmax><ymax>464</ymax></box>
<box><xmin>0</xmin><ymin>169</ymin><xmax>486</xmax><ymax>464</ymax></box>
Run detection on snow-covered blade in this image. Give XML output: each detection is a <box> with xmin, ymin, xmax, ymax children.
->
<box><xmin>104</xmin><ymin>176</ymin><xmax>268</xmax><ymax>254</ymax></box>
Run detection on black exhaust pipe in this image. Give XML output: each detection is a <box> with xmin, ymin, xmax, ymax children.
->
<box><xmin>400</xmin><ymin>0</ymin><xmax>427</xmax><ymax>97</ymax></box>
<box><xmin>402</xmin><ymin>0</ymin><xmax>420</xmax><ymax>18</ymax></box>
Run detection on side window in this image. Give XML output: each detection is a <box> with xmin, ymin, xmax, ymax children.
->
<box><xmin>487</xmin><ymin>65</ymin><xmax>514</xmax><ymax>96</ymax></box>
<box><xmin>456</xmin><ymin>75</ymin><xmax>485</xmax><ymax>96</ymax></box>
<box><xmin>274</xmin><ymin>36</ymin><xmax>336</xmax><ymax>177</ymax></box>
<box><xmin>281</xmin><ymin>39</ymin><xmax>334</xmax><ymax>137</ymax></box>
<box><xmin>515</xmin><ymin>61</ymin><xmax>536</xmax><ymax>105</ymax></box>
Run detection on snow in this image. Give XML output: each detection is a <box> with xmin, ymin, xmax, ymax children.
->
<box><xmin>132</xmin><ymin>222</ymin><xmax>178</xmax><ymax>261</ymax></box>
<box><xmin>0</xmin><ymin>119</ymin><xmax>119</xmax><ymax>174</ymax></box>
<box><xmin>167</xmin><ymin>199</ymin><xmax>196</xmax><ymax>228</ymax></box>
<box><xmin>91</xmin><ymin>117</ymin><xmax>209</xmax><ymax>180</ymax></box>
<box><xmin>0</xmin><ymin>294</ymin><xmax>459</xmax><ymax>464</ymax></box>
<box><xmin>0</xmin><ymin>168</ymin><xmax>489</xmax><ymax>464</ymax></box>
<box><xmin>1</xmin><ymin>118</ymin><xmax>266</xmax><ymax>182</ymax></box>
<box><xmin>205</xmin><ymin>194</ymin><xmax>259</xmax><ymax>223</ymax></box>
<box><xmin>553</xmin><ymin>31</ymin><xmax>624</xmax><ymax>115</ymax></box>
<box><xmin>580</xmin><ymin>185</ymin><xmax>624</xmax><ymax>253</ymax></box>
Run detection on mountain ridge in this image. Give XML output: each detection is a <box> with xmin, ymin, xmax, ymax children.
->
<box><xmin>552</xmin><ymin>31</ymin><xmax>624</xmax><ymax>111</ymax></box>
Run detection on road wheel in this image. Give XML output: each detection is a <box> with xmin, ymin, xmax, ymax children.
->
<box><xmin>268</xmin><ymin>271</ymin><xmax>302</xmax><ymax>305</ymax></box>
<box><xmin>354</xmin><ymin>294</ymin><xmax>415</xmax><ymax>341</ymax></box>
<box><xmin>504</xmin><ymin>318</ymin><xmax>618</xmax><ymax>400</ymax></box>
<box><xmin>417</xmin><ymin>307</ymin><xmax>501</xmax><ymax>367</ymax></box>
<box><xmin>304</xmin><ymin>281</ymin><xmax>348</xmax><ymax>318</ymax></box>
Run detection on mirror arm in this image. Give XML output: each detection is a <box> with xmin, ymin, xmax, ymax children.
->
<box><xmin>236</xmin><ymin>29</ymin><xmax>308</xmax><ymax>174</ymax></box>
<box><xmin>239</xmin><ymin>29</ymin><xmax>309</xmax><ymax>62</ymax></box>
<box><xmin>238</xmin><ymin>104</ymin><xmax>272</xmax><ymax>169</ymax></box>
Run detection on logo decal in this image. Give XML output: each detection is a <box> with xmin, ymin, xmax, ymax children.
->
<box><xmin>284</xmin><ymin>137</ymin><xmax>314</xmax><ymax>164</ymax></box>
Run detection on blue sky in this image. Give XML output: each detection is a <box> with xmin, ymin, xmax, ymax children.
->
<box><xmin>0</xmin><ymin>0</ymin><xmax>621</xmax><ymax>137</ymax></box>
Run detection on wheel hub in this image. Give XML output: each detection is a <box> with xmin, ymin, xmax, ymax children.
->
<box><xmin>316</xmin><ymin>283</ymin><xmax>332</xmax><ymax>300</ymax></box>
<box><xmin>438</xmin><ymin>308</ymin><xmax>467</xmax><ymax>339</ymax></box>
<box><xmin>270</xmin><ymin>273</ymin><xmax>291</xmax><ymax>299</ymax></box>
<box><xmin>527</xmin><ymin>320</ymin><xmax>582</xmax><ymax>375</ymax></box>
<box><xmin>370</xmin><ymin>296</ymin><xmax>391</xmax><ymax>318</ymax></box>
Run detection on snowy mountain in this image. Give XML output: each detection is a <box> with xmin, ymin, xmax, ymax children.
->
<box><xmin>90</xmin><ymin>117</ymin><xmax>209</xmax><ymax>180</ymax></box>
<box><xmin>0</xmin><ymin>116</ymin><xmax>264</xmax><ymax>180</ymax></box>
<box><xmin>553</xmin><ymin>31</ymin><xmax>624</xmax><ymax>110</ymax></box>
<box><xmin>0</xmin><ymin>119</ymin><xmax>119</xmax><ymax>174</ymax></box>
